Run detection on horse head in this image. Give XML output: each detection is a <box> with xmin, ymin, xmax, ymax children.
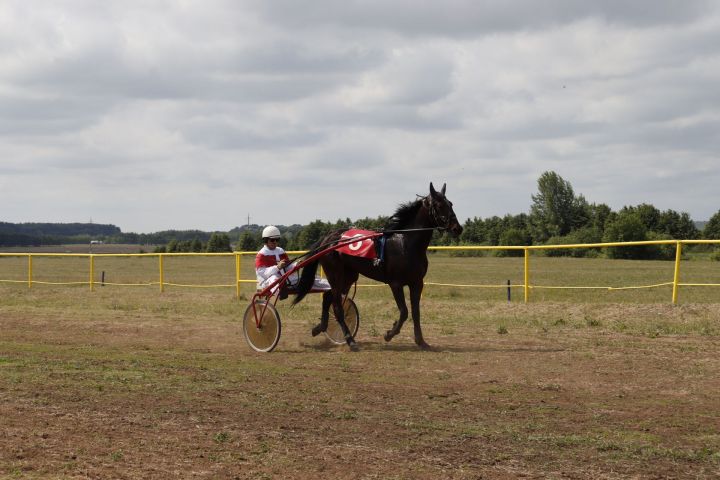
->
<box><xmin>427</xmin><ymin>182</ymin><xmax>463</xmax><ymax>237</ymax></box>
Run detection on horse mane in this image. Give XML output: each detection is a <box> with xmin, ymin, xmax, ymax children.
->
<box><xmin>385</xmin><ymin>198</ymin><xmax>423</xmax><ymax>230</ymax></box>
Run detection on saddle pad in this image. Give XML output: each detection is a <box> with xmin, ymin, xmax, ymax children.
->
<box><xmin>337</xmin><ymin>229</ymin><xmax>377</xmax><ymax>259</ymax></box>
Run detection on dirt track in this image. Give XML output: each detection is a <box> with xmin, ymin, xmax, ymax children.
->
<box><xmin>2</xmin><ymin>302</ymin><xmax>720</xmax><ymax>479</ymax></box>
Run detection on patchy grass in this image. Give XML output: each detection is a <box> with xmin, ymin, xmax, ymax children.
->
<box><xmin>1</xmin><ymin>256</ymin><xmax>720</xmax><ymax>478</ymax></box>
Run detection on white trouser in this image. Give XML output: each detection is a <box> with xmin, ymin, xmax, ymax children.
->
<box><xmin>257</xmin><ymin>263</ymin><xmax>331</xmax><ymax>294</ymax></box>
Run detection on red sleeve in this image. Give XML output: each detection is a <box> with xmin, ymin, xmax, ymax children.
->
<box><xmin>256</xmin><ymin>253</ymin><xmax>277</xmax><ymax>268</ymax></box>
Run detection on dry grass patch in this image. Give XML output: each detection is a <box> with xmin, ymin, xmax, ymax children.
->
<box><xmin>2</xmin><ymin>256</ymin><xmax>720</xmax><ymax>478</ymax></box>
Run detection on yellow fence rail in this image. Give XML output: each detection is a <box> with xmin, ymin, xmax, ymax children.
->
<box><xmin>1</xmin><ymin>239</ymin><xmax>719</xmax><ymax>305</ymax></box>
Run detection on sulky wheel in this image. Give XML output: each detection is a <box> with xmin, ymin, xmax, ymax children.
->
<box><xmin>325</xmin><ymin>297</ymin><xmax>360</xmax><ymax>345</ymax></box>
<box><xmin>243</xmin><ymin>300</ymin><xmax>282</xmax><ymax>352</ymax></box>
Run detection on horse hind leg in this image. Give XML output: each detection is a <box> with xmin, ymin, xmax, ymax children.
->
<box><xmin>384</xmin><ymin>285</ymin><xmax>408</xmax><ymax>342</ymax></box>
<box><xmin>331</xmin><ymin>296</ymin><xmax>359</xmax><ymax>351</ymax></box>
<box><xmin>329</xmin><ymin>279</ymin><xmax>359</xmax><ymax>350</ymax></box>
<box><xmin>311</xmin><ymin>291</ymin><xmax>333</xmax><ymax>337</ymax></box>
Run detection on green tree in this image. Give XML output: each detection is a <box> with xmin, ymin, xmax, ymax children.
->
<box><xmin>621</xmin><ymin>204</ymin><xmax>660</xmax><ymax>232</ymax></box>
<box><xmin>704</xmin><ymin>210</ymin><xmax>720</xmax><ymax>239</ymax></box>
<box><xmin>483</xmin><ymin>216</ymin><xmax>504</xmax><ymax>246</ymax></box>
<box><xmin>295</xmin><ymin>220</ymin><xmax>333</xmax><ymax>249</ymax></box>
<box><xmin>657</xmin><ymin>210</ymin><xmax>699</xmax><ymax>239</ymax></box>
<box><xmin>332</xmin><ymin>218</ymin><xmax>353</xmax><ymax>230</ymax></box>
<box><xmin>529</xmin><ymin>171</ymin><xmax>588</xmax><ymax>243</ymax></box>
<box><xmin>602</xmin><ymin>212</ymin><xmax>649</xmax><ymax>259</ymax></box>
<box><xmin>588</xmin><ymin>203</ymin><xmax>612</xmax><ymax>231</ymax></box>
<box><xmin>206</xmin><ymin>233</ymin><xmax>231</xmax><ymax>252</ymax></box>
<box><xmin>496</xmin><ymin>228</ymin><xmax>530</xmax><ymax>257</ymax></box>
<box><xmin>354</xmin><ymin>216</ymin><xmax>388</xmax><ymax>231</ymax></box>
<box><xmin>544</xmin><ymin>227</ymin><xmax>603</xmax><ymax>258</ymax></box>
<box><xmin>645</xmin><ymin>231</ymin><xmax>677</xmax><ymax>260</ymax></box>
<box><xmin>191</xmin><ymin>238</ymin><xmax>203</xmax><ymax>252</ymax></box>
<box><xmin>166</xmin><ymin>239</ymin><xmax>178</xmax><ymax>253</ymax></box>
<box><xmin>237</xmin><ymin>232</ymin><xmax>259</xmax><ymax>252</ymax></box>
<box><xmin>504</xmin><ymin>213</ymin><xmax>530</xmax><ymax>232</ymax></box>
<box><xmin>177</xmin><ymin>240</ymin><xmax>192</xmax><ymax>252</ymax></box>
<box><xmin>460</xmin><ymin>217</ymin><xmax>486</xmax><ymax>244</ymax></box>
<box><xmin>619</xmin><ymin>205</ymin><xmax>698</xmax><ymax>240</ymax></box>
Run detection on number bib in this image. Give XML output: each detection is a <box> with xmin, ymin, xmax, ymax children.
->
<box><xmin>337</xmin><ymin>229</ymin><xmax>378</xmax><ymax>259</ymax></box>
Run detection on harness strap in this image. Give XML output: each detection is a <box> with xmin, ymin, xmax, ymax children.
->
<box><xmin>422</xmin><ymin>196</ymin><xmax>451</xmax><ymax>231</ymax></box>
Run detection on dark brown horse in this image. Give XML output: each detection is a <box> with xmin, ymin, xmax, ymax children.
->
<box><xmin>292</xmin><ymin>183</ymin><xmax>463</xmax><ymax>350</ymax></box>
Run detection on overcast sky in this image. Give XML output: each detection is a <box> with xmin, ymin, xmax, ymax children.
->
<box><xmin>1</xmin><ymin>1</ymin><xmax>719</xmax><ymax>233</ymax></box>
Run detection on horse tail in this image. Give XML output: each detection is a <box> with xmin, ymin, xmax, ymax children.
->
<box><xmin>291</xmin><ymin>259</ymin><xmax>319</xmax><ymax>305</ymax></box>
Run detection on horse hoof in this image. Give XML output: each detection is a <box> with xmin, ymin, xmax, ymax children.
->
<box><xmin>311</xmin><ymin>325</ymin><xmax>323</xmax><ymax>337</ymax></box>
<box><xmin>417</xmin><ymin>341</ymin><xmax>432</xmax><ymax>351</ymax></box>
<box><xmin>346</xmin><ymin>337</ymin><xmax>359</xmax><ymax>351</ymax></box>
<box><xmin>383</xmin><ymin>332</ymin><xmax>393</xmax><ymax>342</ymax></box>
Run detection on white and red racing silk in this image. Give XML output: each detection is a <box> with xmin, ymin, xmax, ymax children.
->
<box><xmin>255</xmin><ymin>245</ymin><xmax>290</xmax><ymax>286</ymax></box>
<box><xmin>255</xmin><ymin>245</ymin><xmax>329</xmax><ymax>293</ymax></box>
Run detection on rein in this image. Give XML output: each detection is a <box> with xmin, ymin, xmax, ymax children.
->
<box><xmin>286</xmin><ymin>227</ymin><xmax>437</xmax><ymax>265</ymax></box>
<box><xmin>285</xmin><ymin>195</ymin><xmax>451</xmax><ymax>265</ymax></box>
<box><xmin>382</xmin><ymin>227</ymin><xmax>436</xmax><ymax>234</ymax></box>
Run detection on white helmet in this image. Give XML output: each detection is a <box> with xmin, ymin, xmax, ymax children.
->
<box><xmin>262</xmin><ymin>225</ymin><xmax>281</xmax><ymax>239</ymax></box>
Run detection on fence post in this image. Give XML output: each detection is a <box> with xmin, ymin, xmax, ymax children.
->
<box><xmin>524</xmin><ymin>248</ymin><xmax>530</xmax><ymax>303</ymax></box>
<box><xmin>672</xmin><ymin>241</ymin><xmax>682</xmax><ymax>305</ymax></box>
<box><xmin>235</xmin><ymin>253</ymin><xmax>241</xmax><ymax>299</ymax></box>
<box><xmin>28</xmin><ymin>254</ymin><xmax>33</xmax><ymax>289</ymax></box>
<box><xmin>90</xmin><ymin>255</ymin><xmax>95</xmax><ymax>291</ymax></box>
<box><xmin>159</xmin><ymin>254</ymin><xmax>165</xmax><ymax>293</ymax></box>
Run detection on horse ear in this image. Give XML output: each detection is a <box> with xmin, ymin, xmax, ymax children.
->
<box><xmin>429</xmin><ymin>182</ymin><xmax>437</xmax><ymax>197</ymax></box>
<box><xmin>440</xmin><ymin>183</ymin><xmax>446</xmax><ymax>196</ymax></box>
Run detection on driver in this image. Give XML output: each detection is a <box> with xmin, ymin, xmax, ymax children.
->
<box><xmin>255</xmin><ymin>225</ymin><xmax>330</xmax><ymax>295</ymax></box>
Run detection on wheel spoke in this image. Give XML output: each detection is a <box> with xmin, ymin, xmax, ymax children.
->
<box><xmin>325</xmin><ymin>298</ymin><xmax>360</xmax><ymax>344</ymax></box>
<box><xmin>243</xmin><ymin>300</ymin><xmax>282</xmax><ymax>352</ymax></box>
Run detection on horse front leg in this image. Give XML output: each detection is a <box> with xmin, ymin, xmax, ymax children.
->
<box><xmin>384</xmin><ymin>285</ymin><xmax>408</xmax><ymax>343</ymax></box>
<box><xmin>311</xmin><ymin>291</ymin><xmax>333</xmax><ymax>337</ymax></box>
<box><xmin>409</xmin><ymin>281</ymin><xmax>430</xmax><ymax>350</ymax></box>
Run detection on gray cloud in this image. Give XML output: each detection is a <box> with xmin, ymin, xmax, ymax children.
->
<box><xmin>229</xmin><ymin>42</ymin><xmax>385</xmax><ymax>75</ymax></box>
<box><xmin>254</xmin><ymin>0</ymin><xmax>716</xmax><ymax>36</ymax></box>
<box><xmin>181</xmin><ymin>118</ymin><xmax>327</xmax><ymax>150</ymax></box>
<box><xmin>1</xmin><ymin>1</ymin><xmax>719</xmax><ymax>232</ymax></box>
<box><xmin>0</xmin><ymin>95</ymin><xmax>111</xmax><ymax>135</ymax></box>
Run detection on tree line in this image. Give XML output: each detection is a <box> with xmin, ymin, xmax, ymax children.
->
<box><xmin>232</xmin><ymin>171</ymin><xmax>720</xmax><ymax>261</ymax></box>
<box><xmin>458</xmin><ymin>171</ymin><xmax>717</xmax><ymax>260</ymax></box>
<box><xmin>0</xmin><ymin>222</ymin><xmax>121</xmax><ymax>247</ymax></box>
<box><xmin>3</xmin><ymin>171</ymin><xmax>720</xmax><ymax>260</ymax></box>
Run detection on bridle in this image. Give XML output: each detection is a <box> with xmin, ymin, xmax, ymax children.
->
<box><xmin>422</xmin><ymin>195</ymin><xmax>455</xmax><ymax>232</ymax></box>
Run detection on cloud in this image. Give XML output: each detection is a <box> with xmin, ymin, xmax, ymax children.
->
<box><xmin>254</xmin><ymin>0</ymin><xmax>716</xmax><ymax>36</ymax></box>
<box><xmin>180</xmin><ymin>115</ymin><xmax>327</xmax><ymax>151</ymax></box>
<box><xmin>1</xmin><ymin>1</ymin><xmax>720</xmax><ymax>232</ymax></box>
